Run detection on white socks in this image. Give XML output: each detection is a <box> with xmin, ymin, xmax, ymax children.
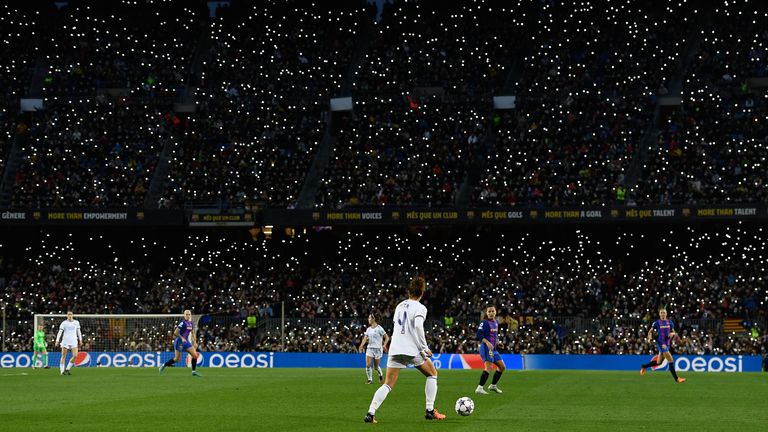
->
<box><xmin>366</xmin><ymin>367</ymin><xmax>373</xmax><ymax>381</ymax></box>
<box><xmin>367</xmin><ymin>376</ymin><xmax>438</xmax><ymax>414</ymax></box>
<box><xmin>368</xmin><ymin>384</ymin><xmax>391</xmax><ymax>414</ymax></box>
<box><xmin>425</xmin><ymin>376</ymin><xmax>438</xmax><ymax>410</ymax></box>
<box><xmin>67</xmin><ymin>361</ymin><xmax>73</xmax><ymax>371</ymax></box>
<box><xmin>376</xmin><ymin>367</ymin><xmax>383</xmax><ymax>378</ymax></box>
<box><xmin>59</xmin><ymin>363</ymin><xmax>65</xmax><ymax>374</ymax></box>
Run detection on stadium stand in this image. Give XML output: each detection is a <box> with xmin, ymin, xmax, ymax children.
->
<box><xmin>635</xmin><ymin>3</ymin><xmax>768</xmax><ymax>205</ymax></box>
<box><xmin>1</xmin><ymin>226</ymin><xmax>765</xmax><ymax>356</ymax></box>
<box><xmin>0</xmin><ymin>0</ymin><xmax>765</xmax><ymax>365</ymax></box>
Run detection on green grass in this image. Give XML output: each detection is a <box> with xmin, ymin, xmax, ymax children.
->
<box><xmin>1</xmin><ymin>368</ymin><xmax>766</xmax><ymax>431</ymax></box>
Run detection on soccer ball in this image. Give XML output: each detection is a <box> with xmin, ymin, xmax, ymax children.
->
<box><xmin>455</xmin><ymin>396</ymin><xmax>474</xmax><ymax>416</ymax></box>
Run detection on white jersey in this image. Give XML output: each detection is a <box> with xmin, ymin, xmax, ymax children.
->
<box><xmin>364</xmin><ymin>325</ymin><xmax>386</xmax><ymax>349</ymax></box>
<box><xmin>389</xmin><ymin>299</ymin><xmax>429</xmax><ymax>357</ymax></box>
<box><xmin>58</xmin><ymin>320</ymin><xmax>82</xmax><ymax>346</ymax></box>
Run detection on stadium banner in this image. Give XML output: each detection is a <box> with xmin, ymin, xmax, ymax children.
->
<box><xmin>0</xmin><ymin>205</ymin><xmax>762</xmax><ymax>226</ymax></box>
<box><xmin>2</xmin><ymin>352</ymin><xmax>760</xmax><ymax>371</ymax></box>
<box><xmin>0</xmin><ymin>209</ymin><xmax>185</xmax><ymax>226</ymax></box>
<box><xmin>522</xmin><ymin>354</ymin><xmax>763</xmax><ymax>372</ymax></box>
<box><xmin>189</xmin><ymin>212</ymin><xmax>254</xmax><ymax>227</ymax></box>
<box><xmin>262</xmin><ymin>205</ymin><xmax>766</xmax><ymax>225</ymax></box>
<box><xmin>0</xmin><ymin>352</ymin><xmax>522</xmax><ymax>370</ymax></box>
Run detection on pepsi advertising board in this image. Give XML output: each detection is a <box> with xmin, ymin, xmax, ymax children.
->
<box><xmin>0</xmin><ymin>352</ymin><xmax>762</xmax><ymax>372</ymax></box>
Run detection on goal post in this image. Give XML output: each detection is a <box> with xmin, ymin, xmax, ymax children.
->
<box><xmin>33</xmin><ymin>313</ymin><xmax>199</xmax><ymax>353</ymax></box>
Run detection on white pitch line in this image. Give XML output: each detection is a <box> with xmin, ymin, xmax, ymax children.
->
<box><xmin>0</xmin><ymin>372</ymin><xmax>29</xmax><ymax>377</ymax></box>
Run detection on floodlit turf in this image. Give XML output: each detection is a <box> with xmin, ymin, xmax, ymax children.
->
<box><xmin>1</xmin><ymin>368</ymin><xmax>766</xmax><ymax>431</ymax></box>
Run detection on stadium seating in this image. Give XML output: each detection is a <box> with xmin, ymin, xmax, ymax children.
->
<box><xmin>40</xmin><ymin>0</ymin><xmax>204</xmax><ymax>99</ymax></box>
<box><xmin>1</xmin><ymin>1</ymin><xmax>766</xmax><ymax>208</ymax></box>
<box><xmin>160</xmin><ymin>0</ymin><xmax>364</xmax><ymax>207</ymax></box>
<box><xmin>316</xmin><ymin>96</ymin><xmax>484</xmax><ymax>207</ymax></box>
<box><xmin>475</xmin><ymin>0</ymin><xmax>692</xmax><ymax>206</ymax></box>
<box><xmin>1</xmin><ymin>226</ymin><xmax>764</xmax><ymax>356</ymax></box>
<box><xmin>0</xmin><ymin>1</ymin><xmax>766</xmax><ymax>362</ymax></box>
<box><xmin>0</xmin><ymin>3</ymin><xmax>39</xmax><ymax>180</ymax></box>
<box><xmin>12</xmin><ymin>97</ymin><xmax>172</xmax><ymax>208</ymax></box>
<box><xmin>635</xmin><ymin>4</ymin><xmax>768</xmax><ymax>204</ymax></box>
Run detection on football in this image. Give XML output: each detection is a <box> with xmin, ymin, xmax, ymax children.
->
<box><xmin>455</xmin><ymin>396</ymin><xmax>475</xmax><ymax>416</ymax></box>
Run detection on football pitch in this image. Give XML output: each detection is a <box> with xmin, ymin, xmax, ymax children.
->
<box><xmin>1</xmin><ymin>368</ymin><xmax>766</xmax><ymax>431</ymax></box>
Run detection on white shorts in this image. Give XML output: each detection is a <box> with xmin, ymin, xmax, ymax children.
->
<box><xmin>60</xmin><ymin>342</ymin><xmax>78</xmax><ymax>350</ymax></box>
<box><xmin>386</xmin><ymin>353</ymin><xmax>427</xmax><ymax>369</ymax></box>
<box><xmin>366</xmin><ymin>348</ymin><xmax>383</xmax><ymax>359</ymax></box>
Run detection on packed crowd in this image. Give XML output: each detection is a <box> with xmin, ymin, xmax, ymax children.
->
<box><xmin>316</xmin><ymin>96</ymin><xmax>484</xmax><ymax>207</ymax></box>
<box><xmin>1</xmin><ymin>225</ymin><xmax>765</xmax><ymax>357</ymax></box>
<box><xmin>351</xmin><ymin>0</ymin><xmax>524</xmax><ymax>97</ymax></box>
<box><xmin>475</xmin><ymin>0</ymin><xmax>694</xmax><ymax>206</ymax></box>
<box><xmin>1</xmin><ymin>1</ymin><xmax>766</xmax><ymax>209</ymax></box>
<box><xmin>635</xmin><ymin>4</ymin><xmax>768</xmax><ymax>205</ymax></box>
<box><xmin>164</xmin><ymin>97</ymin><xmax>324</xmax><ymax>206</ymax></box>
<box><xmin>0</xmin><ymin>3</ymin><xmax>39</xmax><ymax>178</ymax></box>
<box><xmin>12</xmin><ymin>96</ymin><xmax>175</xmax><ymax>208</ymax></box>
<box><xmin>252</xmin><ymin>317</ymin><xmax>766</xmax><ymax>356</ymax></box>
<box><xmin>201</xmin><ymin>0</ymin><xmax>363</xmax><ymax>101</ymax></box>
<box><xmin>40</xmin><ymin>0</ymin><xmax>205</xmax><ymax>99</ymax></box>
<box><xmin>315</xmin><ymin>0</ymin><xmax>525</xmax><ymax>207</ymax></box>
<box><xmin>0</xmin><ymin>1</ymin><xmax>203</xmax><ymax>209</ymax></box>
<box><xmin>160</xmin><ymin>0</ymin><xmax>365</xmax><ymax>207</ymax></box>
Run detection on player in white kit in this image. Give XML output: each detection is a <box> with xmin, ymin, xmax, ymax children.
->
<box><xmin>55</xmin><ymin>311</ymin><xmax>82</xmax><ymax>376</ymax></box>
<box><xmin>364</xmin><ymin>277</ymin><xmax>446</xmax><ymax>424</ymax></box>
<box><xmin>358</xmin><ymin>312</ymin><xmax>390</xmax><ymax>384</ymax></box>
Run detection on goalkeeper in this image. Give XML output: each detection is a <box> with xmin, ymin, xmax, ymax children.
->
<box><xmin>31</xmin><ymin>324</ymin><xmax>50</xmax><ymax>369</ymax></box>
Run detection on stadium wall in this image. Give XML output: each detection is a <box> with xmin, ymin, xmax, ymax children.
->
<box><xmin>0</xmin><ymin>352</ymin><xmax>762</xmax><ymax>372</ymax></box>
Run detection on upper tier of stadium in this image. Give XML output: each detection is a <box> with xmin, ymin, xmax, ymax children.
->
<box><xmin>0</xmin><ymin>0</ymin><xmax>765</xmax><ymax>211</ymax></box>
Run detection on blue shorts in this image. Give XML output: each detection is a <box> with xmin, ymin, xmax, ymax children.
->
<box><xmin>174</xmin><ymin>338</ymin><xmax>192</xmax><ymax>352</ymax></box>
<box><xmin>657</xmin><ymin>342</ymin><xmax>669</xmax><ymax>354</ymax></box>
<box><xmin>479</xmin><ymin>344</ymin><xmax>501</xmax><ymax>363</ymax></box>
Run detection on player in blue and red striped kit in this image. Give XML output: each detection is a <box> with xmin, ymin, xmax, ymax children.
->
<box><xmin>640</xmin><ymin>307</ymin><xmax>686</xmax><ymax>383</ymax></box>
<box><xmin>159</xmin><ymin>309</ymin><xmax>201</xmax><ymax>377</ymax></box>
<box><xmin>475</xmin><ymin>305</ymin><xmax>506</xmax><ymax>394</ymax></box>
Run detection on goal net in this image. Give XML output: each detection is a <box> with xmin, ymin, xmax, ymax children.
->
<box><xmin>33</xmin><ymin>314</ymin><xmax>198</xmax><ymax>353</ymax></box>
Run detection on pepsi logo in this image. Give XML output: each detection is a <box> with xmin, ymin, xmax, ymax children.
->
<box><xmin>185</xmin><ymin>351</ymin><xmax>204</xmax><ymax>367</ymax></box>
<box><xmin>74</xmin><ymin>352</ymin><xmax>91</xmax><ymax>367</ymax></box>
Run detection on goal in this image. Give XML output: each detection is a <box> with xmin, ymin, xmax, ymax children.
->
<box><xmin>33</xmin><ymin>314</ymin><xmax>198</xmax><ymax>352</ymax></box>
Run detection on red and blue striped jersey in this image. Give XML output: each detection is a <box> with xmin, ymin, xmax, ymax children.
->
<box><xmin>652</xmin><ymin>319</ymin><xmax>674</xmax><ymax>346</ymax></box>
<box><xmin>177</xmin><ymin>319</ymin><xmax>193</xmax><ymax>340</ymax></box>
<box><xmin>476</xmin><ymin>319</ymin><xmax>498</xmax><ymax>347</ymax></box>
